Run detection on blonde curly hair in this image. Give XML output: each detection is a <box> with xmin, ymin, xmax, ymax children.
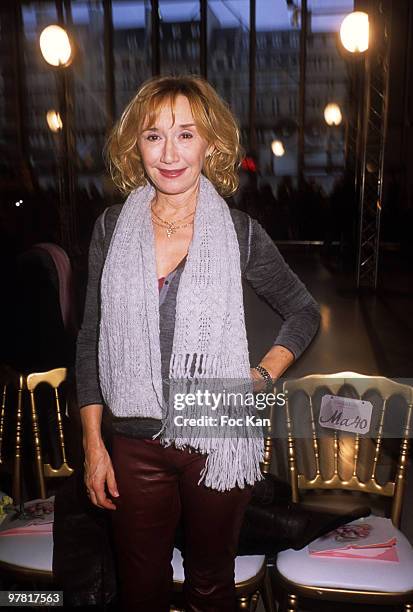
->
<box><xmin>105</xmin><ymin>75</ymin><xmax>243</xmax><ymax>197</ymax></box>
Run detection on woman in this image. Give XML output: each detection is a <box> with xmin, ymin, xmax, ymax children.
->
<box><xmin>76</xmin><ymin>75</ymin><xmax>320</xmax><ymax>612</ymax></box>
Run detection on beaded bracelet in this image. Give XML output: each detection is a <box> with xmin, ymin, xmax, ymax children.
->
<box><xmin>253</xmin><ymin>365</ymin><xmax>274</xmax><ymax>393</ymax></box>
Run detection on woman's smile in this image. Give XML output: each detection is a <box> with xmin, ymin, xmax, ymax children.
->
<box><xmin>158</xmin><ymin>168</ymin><xmax>187</xmax><ymax>179</ymax></box>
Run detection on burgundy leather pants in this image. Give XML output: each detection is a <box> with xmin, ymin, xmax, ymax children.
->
<box><xmin>110</xmin><ymin>435</ymin><xmax>252</xmax><ymax>612</ymax></box>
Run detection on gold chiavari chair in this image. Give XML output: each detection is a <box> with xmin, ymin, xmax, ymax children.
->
<box><xmin>26</xmin><ymin>368</ymin><xmax>73</xmax><ymax>498</ymax></box>
<box><xmin>172</xmin><ymin>436</ymin><xmax>276</xmax><ymax>612</ymax></box>
<box><xmin>272</xmin><ymin>372</ymin><xmax>413</xmax><ymax>611</ymax></box>
<box><xmin>0</xmin><ymin>367</ymin><xmax>73</xmax><ymax>582</ymax></box>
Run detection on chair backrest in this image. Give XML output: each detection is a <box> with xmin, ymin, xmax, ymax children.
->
<box><xmin>0</xmin><ymin>364</ymin><xmax>25</xmax><ymax>503</ymax></box>
<box><xmin>0</xmin><ymin>365</ymin><xmax>15</xmax><ymax>465</ymax></box>
<box><xmin>26</xmin><ymin>367</ymin><xmax>74</xmax><ymax>499</ymax></box>
<box><xmin>261</xmin><ymin>435</ymin><xmax>273</xmax><ymax>476</ymax></box>
<box><xmin>281</xmin><ymin>372</ymin><xmax>413</xmax><ymax>527</ymax></box>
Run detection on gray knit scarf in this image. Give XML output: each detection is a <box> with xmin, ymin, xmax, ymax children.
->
<box><xmin>99</xmin><ymin>174</ymin><xmax>264</xmax><ymax>491</ymax></box>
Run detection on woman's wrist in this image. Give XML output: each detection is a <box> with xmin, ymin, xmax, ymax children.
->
<box><xmin>82</xmin><ymin>434</ymin><xmax>105</xmax><ymax>448</ymax></box>
<box><xmin>80</xmin><ymin>404</ymin><xmax>104</xmax><ymax>450</ymax></box>
<box><xmin>259</xmin><ymin>346</ymin><xmax>295</xmax><ymax>380</ymax></box>
<box><xmin>252</xmin><ymin>365</ymin><xmax>274</xmax><ymax>392</ymax></box>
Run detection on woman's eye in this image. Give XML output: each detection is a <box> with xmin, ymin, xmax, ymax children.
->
<box><xmin>181</xmin><ymin>132</ymin><xmax>193</xmax><ymax>139</ymax></box>
<box><xmin>146</xmin><ymin>134</ymin><xmax>159</xmax><ymax>141</ymax></box>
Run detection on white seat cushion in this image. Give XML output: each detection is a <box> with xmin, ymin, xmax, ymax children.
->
<box><xmin>172</xmin><ymin>548</ymin><xmax>265</xmax><ymax>584</ymax></box>
<box><xmin>276</xmin><ymin>516</ymin><xmax>413</xmax><ymax>593</ymax></box>
<box><xmin>0</xmin><ymin>533</ymin><xmax>53</xmax><ymax>573</ymax></box>
<box><xmin>172</xmin><ymin>548</ymin><xmax>186</xmax><ymax>582</ymax></box>
<box><xmin>234</xmin><ymin>555</ymin><xmax>266</xmax><ymax>583</ymax></box>
<box><xmin>0</xmin><ymin>537</ymin><xmax>265</xmax><ymax>583</ymax></box>
<box><xmin>0</xmin><ymin>496</ymin><xmax>54</xmax><ymax>573</ymax></box>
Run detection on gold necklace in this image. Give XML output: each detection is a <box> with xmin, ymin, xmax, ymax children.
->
<box><xmin>151</xmin><ymin>207</ymin><xmax>195</xmax><ymax>224</ymax></box>
<box><xmin>151</xmin><ymin>216</ymin><xmax>194</xmax><ymax>238</ymax></box>
<box><xmin>151</xmin><ymin>205</ymin><xmax>195</xmax><ymax>238</ymax></box>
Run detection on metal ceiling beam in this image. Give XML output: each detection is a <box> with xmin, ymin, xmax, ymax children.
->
<box><xmin>356</xmin><ymin>0</ymin><xmax>392</xmax><ymax>289</ymax></box>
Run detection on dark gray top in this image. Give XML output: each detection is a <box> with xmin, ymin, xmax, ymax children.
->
<box><xmin>75</xmin><ymin>203</ymin><xmax>320</xmax><ymax>438</ymax></box>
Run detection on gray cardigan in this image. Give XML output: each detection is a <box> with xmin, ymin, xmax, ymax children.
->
<box><xmin>75</xmin><ymin>204</ymin><xmax>320</xmax><ymax>437</ymax></box>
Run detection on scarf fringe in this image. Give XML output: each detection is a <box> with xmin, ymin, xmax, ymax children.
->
<box><xmin>157</xmin><ymin>434</ymin><xmax>265</xmax><ymax>492</ymax></box>
<box><xmin>197</xmin><ymin>437</ymin><xmax>265</xmax><ymax>492</ymax></box>
<box><xmin>169</xmin><ymin>353</ymin><xmax>224</xmax><ymax>379</ymax></box>
<box><xmin>158</xmin><ymin>351</ymin><xmax>263</xmax><ymax>491</ymax></box>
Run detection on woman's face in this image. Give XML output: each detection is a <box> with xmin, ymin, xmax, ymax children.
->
<box><xmin>138</xmin><ymin>94</ymin><xmax>211</xmax><ymax>199</ymax></box>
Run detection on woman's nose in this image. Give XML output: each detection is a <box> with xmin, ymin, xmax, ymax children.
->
<box><xmin>160</xmin><ymin>137</ymin><xmax>179</xmax><ymax>164</ymax></box>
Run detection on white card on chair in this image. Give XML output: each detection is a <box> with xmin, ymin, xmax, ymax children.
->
<box><xmin>319</xmin><ymin>395</ymin><xmax>373</xmax><ymax>434</ymax></box>
<box><xmin>309</xmin><ymin>517</ymin><xmax>399</xmax><ymax>562</ymax></box>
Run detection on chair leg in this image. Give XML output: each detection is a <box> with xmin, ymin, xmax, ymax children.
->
<box><xmin>286</xmin><ymin>593</ymin><xmax>298</xmax><ymax>612</ymax></box>
<box><xmin>251</xmin><ymin>591</ymin><xmax>260</xmax><ymax>611</ymax></box>
<box><xmin>238</xmin><ymin>595</ymin><xmax>253</xmax><ymax>610</ymax></box>
<box><xmin>259</xmin><ymin>571</ymin><xmax>277</xmax><ymax>612</ymax></box>
<box><xmin>241</xmin><ymin>590</ymin><xmax>267</xmax><ymax>611</ymax></box>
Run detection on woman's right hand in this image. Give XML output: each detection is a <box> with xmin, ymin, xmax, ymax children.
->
<box><xmin>83</xmin><ymin>441</ymin><xmax>119</xmax><ymax>510</ymax></box>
